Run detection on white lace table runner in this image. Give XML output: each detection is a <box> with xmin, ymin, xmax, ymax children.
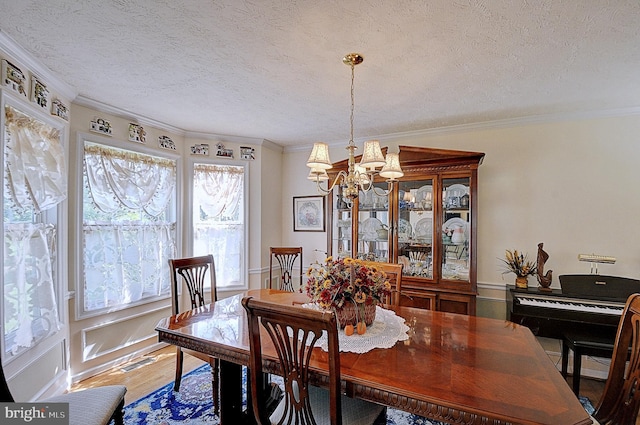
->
<box><xmin>301</xmin><ymin>304</ymin><xmax>410</xmax><ymax>354</ymax></box>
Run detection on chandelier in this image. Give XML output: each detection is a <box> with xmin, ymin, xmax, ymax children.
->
<box><xmin>306</xmin><ymin>53</ymin><xmax>403</xmax><ymax>204</ymax></box>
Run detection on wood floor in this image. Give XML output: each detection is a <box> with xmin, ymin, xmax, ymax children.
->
<box><xmin>71</xmin><ymin>346</ymin><xmax>204</xmax><ymax>403</ymax></box>
<box><xmin>72</xmin><ymin>346</ymin><xmax>611</xmax><ymax>419</ymax></box>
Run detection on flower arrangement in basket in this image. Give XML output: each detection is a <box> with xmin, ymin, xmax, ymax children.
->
<box><xmin>305</xmin><ymin>257</ymin><xmax>391</xmax><ymax>333</ymax></box>
<box><xmin>500</xmin><ymin>249</ymin><xmax>536</xmax><ymax>288</ymax></box>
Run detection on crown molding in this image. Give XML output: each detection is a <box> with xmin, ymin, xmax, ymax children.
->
<box><xmin>74</xmin><ymin>95</ymin><xmax>187</xmax><ymax>136</ymax></box>
<box><xmin>284</xmin><ymin>106</ymin><xmax>640</xmax><ymax>154</ymax></box>
<box><xmin>261</xmin><ymin>139</ymin><xmax>283</xmax><ymax>152</ymax></box>
<box><xmin>184</xmin><ymin>130</ymin><xmax>267</xmax><ymax>146</ymax></box>
<box><xmin>373</xmin><ymin>106</ymin><xmax>640</xmax><ymax>142</ymax></box>
<box><xmin>0</xmin><ymin>29</ymin><xmax>76</xmax><ymax>100</ymax></box>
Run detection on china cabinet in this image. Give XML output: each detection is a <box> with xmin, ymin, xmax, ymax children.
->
<box><xmin>327</xmin><ymin>146</ymin><xmax>484</xmax><ymax>315</ymax></box>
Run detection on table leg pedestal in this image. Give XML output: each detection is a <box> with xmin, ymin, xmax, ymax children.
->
<box><xmin>219</xmin><ymin>360</ymin><xmax>246</xmax><ymax>424</ymax></box>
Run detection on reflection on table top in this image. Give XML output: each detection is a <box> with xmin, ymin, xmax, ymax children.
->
<box><xmin>156</xmin><ymin>289</ymin><xmax>591</xmax><ymax>425</ymax></box>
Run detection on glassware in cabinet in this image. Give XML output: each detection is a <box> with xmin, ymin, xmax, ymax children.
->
<box><xmin>356</xmin><ymin>183</ymin><xmax>389</xmax><ymax>262</ymax></box>
<box><xmin>397</xmin><ymin>179</ymin><xmax>434</xmax><ymax>279</ymax></box>
<box><xmin>441</xmin><ymin>177</ymin><xmax>471</xmax><ymax>282</ymax></box>
<box><xmin>331</xmin><ymin>186</ymin><xmax>352</xmax><ymax>259</ymax></box>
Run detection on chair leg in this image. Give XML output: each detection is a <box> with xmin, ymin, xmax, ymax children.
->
<box><xmin>174</xmin><ymin>347</ymin><xmax>184</xmax><ymax>392</ymax></box>
<box><xmin>112</xmin><ymin>399</ymin><xmax>125</xmax><ymax>425</ymax></box>
<box><xmin>572</xmin><ymin>351</ymin><xmax>582</xmax><ymax>396</ymax></box>
<box><xmin>373</xmin><ymin>406</ymin><xmax>387</xmax><ymax>425</ymax></box>
<box><xmin>211</xmin><ymin>358</ymin><xmax>220</xmax><ymax>416</ymax></box>
<box><xmin>561</xmin><ymin>340</ymin><xmax>569</xmax><ymax>377</ymax></box>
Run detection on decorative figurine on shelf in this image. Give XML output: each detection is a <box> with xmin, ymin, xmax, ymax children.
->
<box><xmin>128</xmin><ymin>123</ymin><xmax>146</xmax><ymax>143</ymax></box>
<box><xmin>536</xmin><ymin>242</ymin><xmax>553</xmax><ymax>291</ymax></box>
<box><xmin>216</xmin><ymin>142</ymin><xmax>234</xmax><ymax>158</ymax></box>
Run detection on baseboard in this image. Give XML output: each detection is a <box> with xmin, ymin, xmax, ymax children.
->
<box><xmin>71</xmin><ymin>342</ymin><xmax>166</xmax><ymax>384</ymax></box>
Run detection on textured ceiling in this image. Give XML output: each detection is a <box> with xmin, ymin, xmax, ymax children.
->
<box><xmin>1</xmin><ymin>0</ymin><xmax>639</xmax><ymax>147</ymax></box>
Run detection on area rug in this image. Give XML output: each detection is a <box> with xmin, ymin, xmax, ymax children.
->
<box><xmin>123</xmin><ymin>365</ymin><xmax>595</xmax><ymax>424</ymax></box>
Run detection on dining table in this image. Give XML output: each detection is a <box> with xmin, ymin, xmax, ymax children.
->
<box><xmin>155</xmin><ymin>289</ymin><xmax>592</xmax><ymax>425</ymax></box>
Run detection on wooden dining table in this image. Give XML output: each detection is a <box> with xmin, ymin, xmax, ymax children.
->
<box><xmin>155</xmin><ymin>289</ymin><xmax>592</xmax><ymax>425</ymax></box>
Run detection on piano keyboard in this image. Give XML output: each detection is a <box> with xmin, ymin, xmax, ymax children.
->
<box><xmin>514</xmin><ymin>294</ymin><xmax>624</xmax><ymax>316</ymax></box>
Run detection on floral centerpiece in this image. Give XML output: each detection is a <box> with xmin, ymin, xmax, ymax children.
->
<box><xmin>500</xmin><ymin>249</ymin><xmax>536</xmax><ymax>288</ymax></box>
<box><xmin>305</xmin><ymin>257</ymin><xmax>391</xmax><ymax>328</ymax></box>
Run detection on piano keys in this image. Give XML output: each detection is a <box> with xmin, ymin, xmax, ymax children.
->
<box><xmin>508</xmin><ymin>274</ymin><xmax>640</xmax><ymax>340</ymax></box>
<box><xmin>514</xmin><ymin>294</ymin><xmax>624</xmax><ymax>316</ymax></box>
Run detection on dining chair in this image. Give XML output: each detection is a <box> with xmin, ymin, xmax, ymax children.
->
<box><xmin>169</xmin><ymin>254</ymin><xmax>220</xmax><ymax>415</ymax></box>
<box><xmin>242</xmin><ymin>296</ymin><xmax>387</xmax><ymax>425</ymax></box>
<box><xmin>361</xmin><ymin>261</ymin><xmax>403</xmax><ymax>306</ymax></box>
<box><xmin>590</xmin><ymin>293</ymin><xmax>640</xmax><ymax>425</ymax></box>
<box><xmin>268</xmin><ymin>247</ymin><xmax>302</xmax><ymax>292</ymax></box>
<box><xmin>0</xmin><ymin>360</ymin><xmax>126</xmax><ymax>425</ymax></box>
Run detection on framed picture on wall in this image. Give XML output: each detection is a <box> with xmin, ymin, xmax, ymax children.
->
<box><xmin>293</xmin><ymin>195</ymin><xmax>325</xmax><ymax>232</ymax></box>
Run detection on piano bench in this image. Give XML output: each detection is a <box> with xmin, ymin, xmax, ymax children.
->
<box><xmin>561</xmin><ymin>331</ymin><xmax>615</xmax><ymax>396</ymax></box>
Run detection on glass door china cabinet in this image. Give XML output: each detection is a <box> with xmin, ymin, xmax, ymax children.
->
<box><xmin>327</xmin><ymin>146</ymin><xmax>484</xmax><ymax>315</ymax></box>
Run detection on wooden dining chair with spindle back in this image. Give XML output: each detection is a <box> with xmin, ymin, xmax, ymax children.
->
<box><xmin>169</xmin><ymin>254</ymin><xmax>220</xmax><ymax>415</ymax></box>
<box><xmin>268</xmin><ymin>247</ymin><xmax>302</xmax><ymax>292</ymax></box>
<box><xmin>242</xmin><ymin>296</ymin><xmax>387</xmax><ymax>425</ymax></box>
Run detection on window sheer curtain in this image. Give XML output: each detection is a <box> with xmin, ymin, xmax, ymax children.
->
<box><xmin>3</xmin><ymin>105</ymin><xmax>65</xmax><ymax>354</ymax></box>
<box><xmin>82</xmin><ymin>143</ymin><xmax>176</xmax><ymax>312</ymax></box>
<box><xmin>5</xmin><ymin>106</ymin><xmax>67</xmax><ymax>211</ymax></box>
<box><xmin>193</xmin><ymin>164</ymin><xmax>244</xmax><ymax>288</ymax></box>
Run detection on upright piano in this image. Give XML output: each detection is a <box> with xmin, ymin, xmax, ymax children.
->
<box><xmin>508</xmin><ymin>274</ymin><xmax>640</xmax><ymax>341</ymax></box>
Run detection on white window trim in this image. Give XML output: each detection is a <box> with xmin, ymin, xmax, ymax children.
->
<box><xmin>1</xmin><ymin>90</ymin><xmax>70</xmax><ymax>363</ymax></box>
<box><xmin>74</xmin><ymin>132</ymin><xmax>181</xmax><ymax>319</ymax></box>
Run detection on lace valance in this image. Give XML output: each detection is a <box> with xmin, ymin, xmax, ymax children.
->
<box><xmin>4</xmin><ymin>105</ymin><xmax>67</xmax><ymax>212</ymax></box>
<box><xmin>84</xmin><ymin>143</ymin><xmax>176</xmax><ymax>217</ymax></box>
<box><xmin>194</xmin><ymin>163</ymin><xmax>244</xmax><ymax>220</ymax></box>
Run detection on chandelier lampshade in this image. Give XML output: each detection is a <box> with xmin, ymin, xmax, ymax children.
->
<box><xmin>360</xmin><ymin>140</ymin><xmax>386</xmax><ymax>170</ymax></box>
<box><xmin>306</xmin><ymin>142</ymin><xmax>332</xmax><ymax>169</ymax></box>
<box><xmin>307</xmin><ymin>168</ymin><xmax>329</xmax><ymax>181</ymax></box>
<box><xmin>379</xmin><ymin>153</ymin><xmax>404</xmax><ymax>180</ymax></box>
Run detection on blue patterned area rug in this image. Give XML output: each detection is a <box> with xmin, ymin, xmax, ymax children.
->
<box><xmin>124</xmin><ymin>365</ymin><xmax>595</xmax><ymax>424</ymax></box>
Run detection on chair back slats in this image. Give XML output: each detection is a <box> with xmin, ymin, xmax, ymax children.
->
<box><xmin>269</xmin><ymin>247</ymin><xmax>303</xmax><ymax>292</ymax></box>
<box><xmin>177</xmin><ymin>263</ymin><xmax>208</xmax><ymax>309</ymax></box>
<box><xmin>262</xmin><ymin>321</ymin><xmax>319</xmax><ymax>424</ymax></box>
<box><xmin>594</xmin><ymin>293</ymin><xmax>640</xmax><ymax>424</ymax></box>
<box><xmin>242</xmin><ymin>296</ymin><xmax>342</xmax><ymax>425</ymax></box>
<box><xmin>169</xmin><ymin>255</ymin><xmax>217</xmax><ymax>315</ymax></box>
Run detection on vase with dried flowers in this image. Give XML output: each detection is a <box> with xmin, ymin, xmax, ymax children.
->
<box><xmin>305</xmin><ymin>257</ymin><xmax>391</xmax><ymax>330</ymax></box>
<box><xmin>500</xmin><ymin>249</ymin><xmax>537</xmax><ymax>289</ymax></box>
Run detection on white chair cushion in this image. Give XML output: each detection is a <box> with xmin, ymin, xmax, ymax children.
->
<box><xmin>270</xmin><ymin>384</ymin><xmax>384</xmax><ymax>425</ymax></box>
<box><xmin>44</xmin><ymin>385</ymin><xmax>126</xmax><ymax>425</ymax></box>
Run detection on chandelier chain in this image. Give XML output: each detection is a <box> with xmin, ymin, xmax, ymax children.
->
<box><xmin>349</xmin><ymin>62</ymin><xmax>355</xmax><ymax>144</ymax></box>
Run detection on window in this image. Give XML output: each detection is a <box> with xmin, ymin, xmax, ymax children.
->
<box><xmin>3</xmin><ymin>104</ymin><xmax>65</xmax><ymax>356</ymax></box>
<box><xmin>192</xmin><ymin>163</ymin><xmax>246</xmax><ymax>290</ymax></box>
<box><xmin>80</xmin><ymin>140</ymin><xmax>177</xmax><ymax>316</ymax></box>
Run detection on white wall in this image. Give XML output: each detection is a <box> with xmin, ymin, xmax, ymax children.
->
<box><xmin>282</xmin><ymin>149</ymin><xmax>332</xmax><ymax>268</ymax></box>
